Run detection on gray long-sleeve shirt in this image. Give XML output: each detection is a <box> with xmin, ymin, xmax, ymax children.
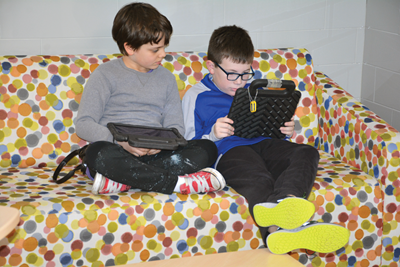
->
<box><xmin>75</xmin><ymin>57</ymin><xmax>184</xmax><ymax>143</ymax></box>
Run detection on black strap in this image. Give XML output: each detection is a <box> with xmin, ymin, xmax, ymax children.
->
<box><xmin>53</xmin><ymin>145</ymin><xmax>88</xmax><ymax>184</ymax></box>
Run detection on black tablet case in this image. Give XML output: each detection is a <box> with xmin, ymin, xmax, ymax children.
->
<box><xmin>107</xmin><ymin>123</ymin><xmax>187</xmax><ymax>150</ymax></box>
<box><xmin>228</xmin><ymin>79</ymin><xmax>301</xmax><ymax>139</ymax></box>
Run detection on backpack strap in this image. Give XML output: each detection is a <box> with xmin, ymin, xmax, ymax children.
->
<box><xmin>53</xmin><ymin>145</ymin><xmax>89</xmax><ymax>184</ymax></box>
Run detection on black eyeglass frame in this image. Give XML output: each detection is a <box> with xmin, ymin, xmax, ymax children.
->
<box><xmin>214</xmin><ymin>62</ymin><xmax>255</xmax><ymax>81</ymax></box>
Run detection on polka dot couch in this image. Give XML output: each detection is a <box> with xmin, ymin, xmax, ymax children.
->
<box><xmin>0</xmin><ymin>48</ymin><xmax>399</xmax><ymax>267</ymax></box>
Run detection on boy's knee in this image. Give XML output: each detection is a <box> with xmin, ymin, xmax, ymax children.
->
<box><xmin>308</xmin><ymin>145</ymin><xmax>320</xmax><ymax>163</ymax></box>
<box><xmin>296</xmin><ymin>144</ymin><xmax>320</xmax><ymax>163</ymax></box>
<box><xmin>85</xmin><ymin>141</ymin><xmax>120</xmax><ymax>165</ymax></box>
<box><xmin>188</xmin><ymin>139</ymin><xmax>218</xmax><ymax>165</ymax></box>
<box><xmin>197</xmin><ymin>139</ymin><xmax>217</xmax><ymax>152</ymax></box>
<box><xmin>86</xmin><ymin>141</ymin><xmax>113</xmax><ymax>155</ymax></box>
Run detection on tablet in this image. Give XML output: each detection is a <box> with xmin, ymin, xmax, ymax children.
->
<box><xmin>227</xmin><ymin>79</ymin><xmax>301</xmax><ymax>139</ymax></box>
<box><xmin>107</xmin><ymin>123</ymin><xmax>187</xmax><ymax>150</ymax></box>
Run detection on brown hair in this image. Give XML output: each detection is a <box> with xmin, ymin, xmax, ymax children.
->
<box><xmin>207</xmin><ymin>25</ymin><xmax>254</xmax><ymax>64</ymax></box>
<box><xmin>112</xmin><ymin>2</ymin><xmax>173</xmax><ymax>55</ymax></box>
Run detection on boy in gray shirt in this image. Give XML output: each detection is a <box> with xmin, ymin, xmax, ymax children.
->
<box><xmin>75</xmin><ymin>2</ymin><xmax>225</xmax><ymax>195</ymax></box>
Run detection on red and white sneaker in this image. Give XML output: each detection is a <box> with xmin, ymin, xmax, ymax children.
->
<box><xmin>179</xmin><ymin>168</ymin><xmax>226</xmax><ymax>194</ymax></box>
<box><xmin>91</xmin><ymin>172</ymin><xmax>131</xmax><ymax>194</ymax></box>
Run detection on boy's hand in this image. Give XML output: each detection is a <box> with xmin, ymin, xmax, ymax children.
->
<box><xmin>117</xmin><ymin>141</ymin><xmax>161</xmax><ymax>157</ymax></box>
<box><xmin>280</xmin><ymin>116</ymin><xmax>295</xmax><ymax>138</ymax></box>
<box><xmin>214</xmin><ymin>116</ymin><xmax>235</xmax><ymax>139</ymax></box>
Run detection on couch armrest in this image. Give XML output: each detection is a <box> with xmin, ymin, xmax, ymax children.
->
<box><xmin>315</xmin><ymin>71</ymin><xmax>400</xmax><ymax>187</ymax></box>
<box><xmin>315</xmin><ymin>72</ymin><xmax>400</xmax><ymax>265</ymax></box>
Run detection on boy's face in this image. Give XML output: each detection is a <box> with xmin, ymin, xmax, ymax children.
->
<box><xmin>207</xmin><ymin>58</ymin><xmax>252</xmax><ymax>97</ymax></box>
<box><xmin>123</xmin><ymin>36</ymin><xmax>167</xmax><ymax>72</ymax></box>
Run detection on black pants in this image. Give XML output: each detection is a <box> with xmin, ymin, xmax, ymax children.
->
<box><xmin>85</xmin><ymin>139</ymin><xmax>218</xmax><ymax>194</ymax></box>
<box><xmin>216</xmin><ymin>139</ymin><xmax>319</xmax><ymax>243</ymax></box>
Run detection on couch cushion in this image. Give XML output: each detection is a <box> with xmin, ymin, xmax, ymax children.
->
<box><xmin>0</xmin><ymin>149</ymin><xmax>381</xmax><ymax>266</ymax></box>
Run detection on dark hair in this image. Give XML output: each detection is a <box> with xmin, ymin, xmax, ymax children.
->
<box><xmin>112</xmin><ymin>2</ymin><xmax>173</xmax><ymax>55</ymax></box>
<box><xmin>207</xmin><ymin>25</ymin><xmax>254</xmax><ymax>64</ymax></box>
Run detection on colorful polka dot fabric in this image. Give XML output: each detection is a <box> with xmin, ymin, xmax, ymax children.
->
<box><xmin>0</xmin><ymin>48</ymin><xmax>399</xmax><ymax>267</ymax></box>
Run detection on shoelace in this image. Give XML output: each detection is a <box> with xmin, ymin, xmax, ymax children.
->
<box><xmin>103</xmin><ymin>179</ymin><xmax>124</xmax><ymax>193</ymax></box>
<box><xmin>184</xmin><ymin>173</ymin><xmax>211</xmax><ymax>193</ymax></box>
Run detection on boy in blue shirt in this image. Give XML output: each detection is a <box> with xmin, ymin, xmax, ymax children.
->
<box><xmin>75</xmin><ymin>3</ymin><xmax>226</xmax><ymax>195</ymax></box>
<box><xmin>182</xmin><ymin>25</ymin><xmax>349</xmax><ymax>254</ymax></box>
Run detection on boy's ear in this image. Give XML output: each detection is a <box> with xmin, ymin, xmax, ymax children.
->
<box><xmin>124</xmin><ymin>42</ymin><xmax>135</xmax><ymax>56</ymax></box>
<box><xmin>206</xmin><ymin>60</ymin><xmax>216</xmax><ymax>74</ymax></box>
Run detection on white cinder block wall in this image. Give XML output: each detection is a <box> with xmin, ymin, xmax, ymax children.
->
<box><xmin>0</xmin><ymin>0</ymin><xmax>398</xmax><ymax>130</ymax></box>
<box><xmin>362</xmin><ymin>0</ymin><xmax>400</xmax><ymax>131</ymax></box>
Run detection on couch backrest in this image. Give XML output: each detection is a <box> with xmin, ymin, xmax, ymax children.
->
<box><xmin>0</xmin><ymin>48</ymin><xmax>318</xmax><ymax>168</ymax></box>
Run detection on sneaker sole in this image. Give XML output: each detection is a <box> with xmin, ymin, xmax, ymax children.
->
<box><xmin>253</xmin><ymin>197</ymin><xmax>315</xmax><ymax>229</ymax></box>
<box><xmin>266</xmin><ymin>223</ymin><xmax>350</xmax><ymax>254</ymax></box>
<box><xmin>202</xmin><ymin>167</ymin><xmax>226</xmax><ymax>190</ymax></box>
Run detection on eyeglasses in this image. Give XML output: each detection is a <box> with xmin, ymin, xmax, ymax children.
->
<box><xmin>215</xmin><ymin>62</ymin><xmax>255</xmax><ymax>81</ymax></box>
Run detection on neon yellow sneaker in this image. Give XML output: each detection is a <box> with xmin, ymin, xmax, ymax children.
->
<box><xmin>266</xmin><ymin>222</ymin><xmax>350</xmax><ymax>255</ymax></box>
<box><xmin>253</xmin><ymin>197</ymin><xmax>315</xmax><ymax>229</ymax></box>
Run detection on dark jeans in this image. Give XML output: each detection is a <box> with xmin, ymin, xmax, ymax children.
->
<box><xmin>216</xmin><ymin>139</ymin><xmax>319</xmax><ymax>242</ymax></box>
<box><xmin>85</xmin><ymin>139</ymin><xmax>218</xmax><ymax>194</ymax></box>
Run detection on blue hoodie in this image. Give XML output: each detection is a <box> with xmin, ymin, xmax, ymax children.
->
<box><xmin>182</xmin><ymin>74</ymin><xmax>269</xmax><ymax>164</ymax></box>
